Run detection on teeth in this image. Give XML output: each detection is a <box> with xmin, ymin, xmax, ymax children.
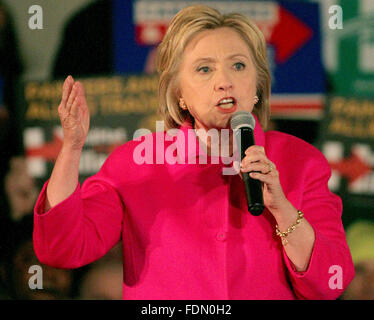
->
<box><xmin>219</xmin><ymin>103</ymin><xmax>234</xmax><ymax>109</ymax></box>
<box><xmin>219</xmin><ymin>98</ymin><xmax>234</xmax><ymax>104</ymax></box>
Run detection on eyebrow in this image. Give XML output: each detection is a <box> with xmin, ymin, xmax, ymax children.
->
<box><xmin>192</xmin><ymin>54</ymin><xmax>249</xmax><ymax>65</ymax></box>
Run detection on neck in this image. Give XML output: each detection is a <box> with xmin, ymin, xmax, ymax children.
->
<box><xmin>194</xmin><ymin>127</ymin><xmax>234</xmax><ymax>157</ymax></box>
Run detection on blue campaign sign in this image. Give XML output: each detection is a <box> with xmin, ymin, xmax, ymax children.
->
<box><xmin>271</xmin><ymin>1</ymin><xmax>324</xmax><ymax>93</ymax></box>
<box><xmin>112</xmin><ymin>0</ymin><xmax>152</xmax><ymax>74</ymax></box>
<box><xmin>112</xmin><ymin>0</ymin><xmax>324</xmax><ymax>117</ymax></box>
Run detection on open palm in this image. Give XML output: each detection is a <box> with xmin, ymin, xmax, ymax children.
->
<box><xmin>57</xmin><ymin>76</ymin><xmax>90</xmax><ymax>150</ymax></box>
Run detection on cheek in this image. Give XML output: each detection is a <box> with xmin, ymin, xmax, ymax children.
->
<box><xmin>189</xmin><ymin>77</ymin><xmax>212</xmax><ymax>92</ymax></box>
<box><xmin>242</xmin><ymin>70</ymin><xmax>257</xmax><ymax>91</ymax></box>
<box><xmin>242</xmin><ymin>85</ymin><xmax>257</xmax><ymax>103</ymax></box>
<box><xmin>244</xmin><ymin>76</ymin><xmax>257</xmax><ymax>92</ymax></box>
<box><xmin>183</xmin><ymin>82</ymin><xmax>212</xmax><ymax>107</ymax></box>
<box><xmin>180</xmin><ymin>77</ymin><xmax>200</xmax><ymax>99</ymax></box>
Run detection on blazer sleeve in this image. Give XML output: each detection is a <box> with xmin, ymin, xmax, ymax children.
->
<box><xmin>282</xmin><ymin>150</ymin><xmax>355</xmax><ymax>300</ymax></box>
<box><xmin>33</xmin><ymin>147</ymin><xmax>126</xmax><ymax>269</ymax></box>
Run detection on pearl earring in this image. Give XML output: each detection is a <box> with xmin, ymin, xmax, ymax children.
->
<box><xmin>254</xmin><ymin>96</ymin><xmax>259</xmax><ymax>104</ymax></box>
<box><xmin>179</xmin><ymin>99</ymin><xmax>187</xmax><ymax>110</ymax></box>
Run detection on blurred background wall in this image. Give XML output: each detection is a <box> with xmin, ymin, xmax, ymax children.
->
<box><xmin>3</xmin><ymin>0</ymin><xmax>95</xmax><ymax>80</ymax></box>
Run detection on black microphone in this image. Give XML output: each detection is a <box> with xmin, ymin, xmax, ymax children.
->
<box><xmin>230</xmin><ymin>111</ymin><xmax>264</xmax><ymax>216</ymax></box>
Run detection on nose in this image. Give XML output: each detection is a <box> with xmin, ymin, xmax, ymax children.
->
<box><xmin>214</xmin><ymin>69</ymin><xmax>233</xmax><ymax>92</ymax></box>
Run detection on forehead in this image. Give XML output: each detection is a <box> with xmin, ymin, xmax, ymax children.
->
<box><xmin>183</xmin><ymin>27</ymin><xmax>252</xmax><ymax>59</ymax></box>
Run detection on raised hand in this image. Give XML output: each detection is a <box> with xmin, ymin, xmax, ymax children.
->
<box><xmin>57</xmin><ymin>76</ymin><xmax>90</xmax><ymax>150</ymax></box>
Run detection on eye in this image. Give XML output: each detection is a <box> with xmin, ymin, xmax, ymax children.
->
<box><xmin>233</xmin><ymin>62</ymin><xmax>245</xmax><ymax>71</ymax></box>
<box><xmin>197</xmin><ymin>66</ymin><xmax>210</xmax><ymax>73</ymax></box>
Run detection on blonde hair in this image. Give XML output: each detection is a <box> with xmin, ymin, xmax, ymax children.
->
<box><xmin>156</xmin><ymin>5</ymin><xmax>271</xmax><ymax>130</ymax></box>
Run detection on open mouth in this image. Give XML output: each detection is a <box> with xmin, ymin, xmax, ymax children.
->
<box><xmin>216</xmin><ymin>97</ymin><xmax>237</xmax><ymax>112</ymax></box>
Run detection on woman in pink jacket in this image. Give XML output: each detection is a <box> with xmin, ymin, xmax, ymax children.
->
<box><xmin>33</xmin><ymin>5</ymin><xmax>354</xmax><ymax>299</ymax></box>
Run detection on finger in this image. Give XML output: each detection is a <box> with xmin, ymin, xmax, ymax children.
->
<box><xmin>66</xmin><ymin>82</ymin><xmax>78</xmax><ymax>114</ymax></box>
<box><xmin>74</xmin><ymin>82</ymin><xmax>89</xmax><ymax>115</ymax></box>
<box><xmin>240</xmin><ymin>161</ymin><xmax>271</xmax><ymax>173</ymax></box>
<box><xmin>75</xmin><ymin>81</ymin><xmax>85</xmax><ymax>98</ymax></box>
<box><xmin>249</xmin><ymin>169</ymin><xmax>279</xmax><ymax>184</ymax></box>
<box><xmin>75</xmin><ymin>82</ymin><xmax>87</xmax><ymax>107</ymax></box>
<box><xmin>244</xmin><ymin>145</ymin><xmax>265</xmax><ymax>155</ymax></box>
<box><xmin>241</xmin><ymin>152</ymin><xmax>269</xmax><ymax>167</ymax></box>
<box><xmin>70</xmin><ymin>96</ymin><xmax>80</xmax><ymax>119</ymax></box>
<box><xmin>61</xmin><ymin>75</ymin><xmax>74</xmax><ymax>107</ymax></box>
<box><xmin>242</xmin><ymin>146</ymin><xmax>267</xmax><ymax>164</ymax></box>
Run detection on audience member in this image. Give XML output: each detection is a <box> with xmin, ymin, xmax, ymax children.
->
<box><xmin>78</xmin><ymin>243</ymin><xmax>123</xmax><ymax>300</ymax></box>
<box><xmin>4</xmin><ymin>215</ymin><xmax>74</xmax><ymax>299</ymax></box>
<box><xmin>4</xmin><ymin>157</ymin><xmax>38</xmax><ymax>221</ymax></box>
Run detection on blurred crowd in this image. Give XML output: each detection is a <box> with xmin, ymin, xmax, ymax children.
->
<box><xmin>0</xmin><ymin>156</ymin><xmax>123</xmax><ymax>300</ymax></box>
<box><xmin>0</xmin><ymin>0</ymin><xmax>373</xmax><ymax>300</ymax></box>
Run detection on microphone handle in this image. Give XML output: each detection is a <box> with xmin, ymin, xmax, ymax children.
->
<box><xmin>236</xmin><ymin>127</ymin><xmax>265</xmax><ymax>216</ymax></box>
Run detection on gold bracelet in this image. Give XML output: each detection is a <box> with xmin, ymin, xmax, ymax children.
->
<box><xmin>275</xmin><ymin>210</ymin><xmax>304</xmax><ymax>246</ymax></box>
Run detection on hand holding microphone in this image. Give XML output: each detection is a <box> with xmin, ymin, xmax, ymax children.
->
<box><xmin>231</xmin><ymin>111</ymin><xmax>289</xmax><ymax>217</ymax></box>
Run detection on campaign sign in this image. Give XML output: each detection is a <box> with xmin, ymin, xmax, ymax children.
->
<box><xmin>317</xmin><ymin>95</ymin><xmax>374</xmax><ymax>226</ymax></box>
<box><xmin>318</xmin><ymin>0</ymin><xmax>374</xmax><ymax>98</ymax></box>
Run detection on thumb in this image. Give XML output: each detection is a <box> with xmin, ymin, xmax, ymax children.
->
<box><xmin>70</xmin><ymin>96</ymin><xmax>80</xmax><ymax>119</ymax></box>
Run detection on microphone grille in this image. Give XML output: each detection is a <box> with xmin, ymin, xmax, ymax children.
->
<box><xmin>230</xmin><ymin>111</ymin><xmax>256</xmax><ymax>130</ymax></box>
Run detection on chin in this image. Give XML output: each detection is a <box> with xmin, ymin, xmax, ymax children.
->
<box><xmin>210</xmin><ymin>121</ymin><xmax>231</xmax><ymax>131</ymax></box>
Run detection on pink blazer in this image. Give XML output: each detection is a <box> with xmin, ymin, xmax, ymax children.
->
<box><xmin>33</xmin><ymin>118</ymin><xmax>354</xmax><ymax>299</ymax></box>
